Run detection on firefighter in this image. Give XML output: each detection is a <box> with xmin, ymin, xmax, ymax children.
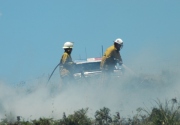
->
<box><xmin>100</xmin><ymin>38</ymin><xmax>123</xmax><ymax>83</ymax></box>
<box><xmin>59</xmin><ymin>42</ymin><xmax>75</xmax><ymax>84</ymax></box>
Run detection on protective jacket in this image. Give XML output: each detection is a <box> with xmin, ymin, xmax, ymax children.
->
<box><xmin>100</xmin><ymin>45</ymin><xmax>122</xmax><ymax>71</ymax></box>
<box><xmin>59</xmin><ymin>52</ymin><xmax>74</xmax><ymax>78</ymax></box>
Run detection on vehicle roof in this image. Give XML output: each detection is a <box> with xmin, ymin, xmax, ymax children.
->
<box><xmin>75</xmin><ymin>58</ymin><xmax>101</xmax><ymax>64</ymax></box>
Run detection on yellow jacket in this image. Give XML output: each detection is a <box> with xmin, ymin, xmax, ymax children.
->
<box><xmin>100</xmin><ymin>45</ymin><xmax>122</xmax><ymax>70</ymax></box>
<box><xmin>59</xmin><ymin>52</ymin><xmax>74</xmax><ymax>77</ymax></box>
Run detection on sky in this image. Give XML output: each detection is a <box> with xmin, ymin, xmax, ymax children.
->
<box><xmin>0</xmin><ymin>0</ymin><xmax>180</xmax><ymax>83</ymax></box>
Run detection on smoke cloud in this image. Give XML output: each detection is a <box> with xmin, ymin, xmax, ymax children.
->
<box><xmin>0</xmin><ymin>67</ymin><xmax>179</xmax><ymax>121</ymax></box>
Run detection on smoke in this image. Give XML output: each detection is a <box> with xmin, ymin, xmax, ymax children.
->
<box><xmin>0</xmin><ymin>67</ymin><xmax>180</xmax><ymax>121</ymax></box>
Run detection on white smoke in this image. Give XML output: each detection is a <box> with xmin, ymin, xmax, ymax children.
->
<box><xmin>0</xmin><ymin>67</ymin><xmax>179</xmax><ymax>121</ymax></box>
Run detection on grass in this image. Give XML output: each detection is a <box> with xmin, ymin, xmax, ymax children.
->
<box><xmin>1</xmin><ymin>98</ymin><xmax>180</xmax><ymax>125</ymax></box>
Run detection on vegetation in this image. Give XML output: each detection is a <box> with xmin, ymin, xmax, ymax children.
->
<box><xmin>1</xmin><ymin>98</ymin><xmax>180</xmax><ymax>125</ymax></box>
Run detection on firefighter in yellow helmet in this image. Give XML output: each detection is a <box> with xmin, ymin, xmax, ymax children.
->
<box><xmin>59</xmin><ymin>42</ymin><xmax>75</xmax><ymax>84</ymax></box>
<box><xmin>100</xmin><ymin>38</ymin><xmax>123</xmax><ymax>83</ymax></box>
